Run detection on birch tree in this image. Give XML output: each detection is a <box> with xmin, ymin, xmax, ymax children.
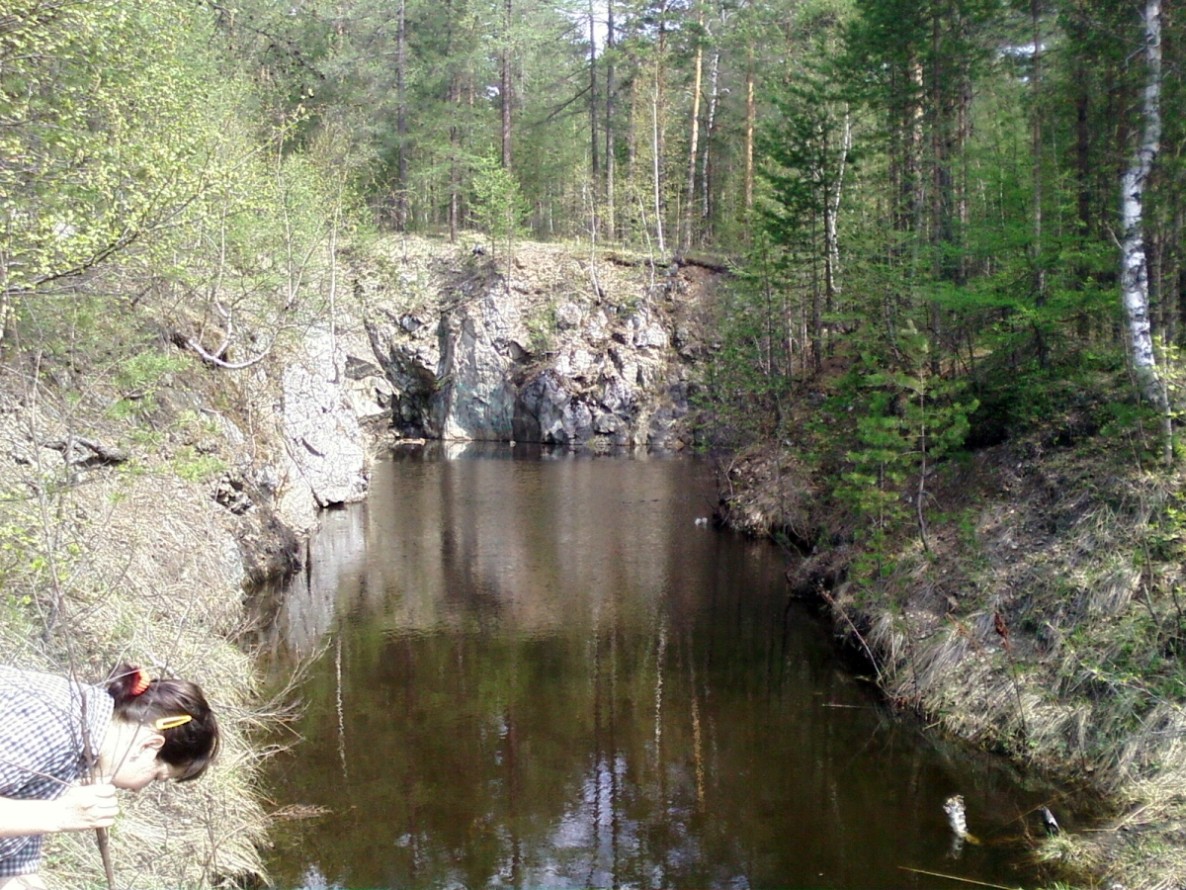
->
<box><xmin>1119</xmin><ymin>0</ymin><xmax>1166</xmax><ymax>410</ymax></box>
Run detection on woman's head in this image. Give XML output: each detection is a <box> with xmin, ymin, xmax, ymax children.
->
<box><xmin>106</xmin><ymin>663</ymin><xmax>220</xmax><ymax>783</ymax></box>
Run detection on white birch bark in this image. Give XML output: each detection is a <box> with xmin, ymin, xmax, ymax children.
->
<box><xmin>680</xmin><ymin>2</ymin><xmax>705</xmax><ymax>254</ymax></box>
<box><xmin>1120</xmin><ymin>0</ymin><xmax>1164</xmax><ymax>407</ymax></box>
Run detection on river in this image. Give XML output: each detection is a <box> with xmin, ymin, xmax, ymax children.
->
<box><xmin>256</xmin><ymin>445</ymin><xmax>1070</xmax><ymax>890</ymax></box>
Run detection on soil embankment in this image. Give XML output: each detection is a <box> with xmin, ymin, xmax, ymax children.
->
<box><xmin>717</xmin><ymin>399</ymin><xmax>1186</xmax><ymax>889</ymax></box>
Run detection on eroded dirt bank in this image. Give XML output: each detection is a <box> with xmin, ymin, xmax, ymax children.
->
<box><xmin>716</xmin><ymin>404</ymin><xmax>1186</xmax><ymax>889</ymax></box>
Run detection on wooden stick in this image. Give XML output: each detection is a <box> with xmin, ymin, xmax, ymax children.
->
<box><xmin>78</xmin><ymin>681</ymin><xmax>116</xmax><ymax>890</ymax></box>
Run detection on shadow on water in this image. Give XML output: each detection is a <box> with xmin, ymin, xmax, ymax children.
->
<box><xmin>255</xmin><ymin>443</ymin><xmax>1081</xmax><ymax>890</ymax></box>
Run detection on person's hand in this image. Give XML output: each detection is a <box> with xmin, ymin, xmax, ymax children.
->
<box><xmin>52</xmin><ymin>782</ymin><xmax>119</xmax><ymax>831</ymax></box>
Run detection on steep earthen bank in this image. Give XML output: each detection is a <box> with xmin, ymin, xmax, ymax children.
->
<box><xmin>715</xmin><ymin>418</ymin><xmax>1186</xmax><ymax>889</ymax></box>
<box><xmin>0</xmin><ymin>320</ymin><xmax>378</xmax><ymax>885</ymax></box>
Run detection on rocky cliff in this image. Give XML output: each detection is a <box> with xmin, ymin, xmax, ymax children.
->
<box><xmin>355</xmin><ymin>243</ymin><xmax>717</xmax><ymax>452</ymax></box>
<box><xmin>0</xmin><ymin>240</ymin><xmax>719</xmax><ymax>599</ymax></box>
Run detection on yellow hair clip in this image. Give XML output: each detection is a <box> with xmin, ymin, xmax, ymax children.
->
<box><xmin>153</xmin><ymin>715</ymin><xmax>193</xmax><ymax>731</ymax></box>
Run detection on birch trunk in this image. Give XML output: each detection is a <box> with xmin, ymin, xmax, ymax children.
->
<box><xmin>744</xmin><ymin>50</ymin><xmax>755</xmax><ymax>214</ymax></box>
<box><xmin>1120</xmin><ymin>0</ymin><xmax>1164</xmax><ymax>409</ymax></box>
<box><xmin>680</xmin><ymin>3</ymin><xmax>705</xmax><ymax>254</ymax></box>
<box><xmin>605</xmin><ymin>0</ymin><xmax>616</xmax><ymax>239</ymax></box>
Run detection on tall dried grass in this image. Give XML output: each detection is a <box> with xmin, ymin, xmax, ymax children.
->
<box><xmin>819</xmin><ymin>444</ymin><xmax>1186</xmax><ymax>890</ymax></box>
<box><xmin>0</xmin><ymin>368</ymin><xmax>280</xmax><ymax>889</ymax></box>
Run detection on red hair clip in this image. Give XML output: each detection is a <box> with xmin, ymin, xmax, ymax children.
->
<box><xmin>129</xmin><ymin>668</ymin><xmax>151</xmax><ymax>696</ymax></box>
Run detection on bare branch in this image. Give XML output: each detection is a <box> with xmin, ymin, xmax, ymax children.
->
<box><xmin>177</xmin><ymin>332</ymin><xmax>275</xmax><ymax>370</ymax></box>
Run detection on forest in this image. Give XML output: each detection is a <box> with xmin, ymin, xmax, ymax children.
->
<box><xmin>4</xmin><ymin>0</ymin><xmax>1186</xmax><ymax>887</ymax></box>
<box><xmin>4</xmin><ymin>0</ymin><xmax>1182</xmax><ymax>453</ymax></box>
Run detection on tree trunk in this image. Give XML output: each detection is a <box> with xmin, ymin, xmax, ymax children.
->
<box><xmin>605</xmin><ymin>0</ymin><xmax>617</xmax><ymax>239</ymax></box>
<box><xmin>653</xmin><ymin>1</ymin><xmax>669</xmax><ymax>255</ymax></box>
<box><xmin>394</xmin><ymin>0</ymin><xmax>408</xmax><ymax>230</ymax></box>
<box><xmin>652</xmin><ymin>77</ymin><xmax>666</xmax><ymax>256</ymax></box>
<box><xmin>446</xmin><ymin>0</ymin><xmax>461</xmax><ymax>242</ymax></box>
<box><xmin>501</xmin><ymin>0</ymin><xmax>514</xmax><ymax>171</ymax></box>
<box><xmin>823</xmin><ymin>109</ymin><xmax>851</xmax><ymax>349</ymax></box>
<box><xmin>744</xmin><ymin>47</ymin><xmax>755</xmax><ymax>216</ymax></box>
<box><xmin>1031</xmin><ymin>0</ymin><xmax>1047</xmax><ymax>367</ymax></box>
<box><xmin>588</xmin><ymin>0</ymin><xmax>600</xmax><ymax>234</ymax></box>
<box><xmin>701</xmin><ymin>23</ymin><xmax>721</xmax><ymax>240</ymax></box>
<box><xmin>588</xmin><ymin>0</ymin><xmax>599</xmax><ymax>180</ymax></box>
<box><xmin>681</xmin><ymin>3</ymin><xmax>705</xmax><ymax>254</ymax></box>
<box><xmin>1120</xmin><ymin>0</ymin><xmax>1165</xmax><ymax>409</ymax></box>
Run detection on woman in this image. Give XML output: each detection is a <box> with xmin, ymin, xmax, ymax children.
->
<box><xmin>0</xmin><ymin>663</ymin><xmax>219</xmax><ymax>889</ymax></box>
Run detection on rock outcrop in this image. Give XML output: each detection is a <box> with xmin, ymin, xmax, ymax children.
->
<box><xmin>359</xmin><ymin>247</ymin><xmax>715</xmax><ymax>451</ymax></box>
<box><xmin>279</xmin><ymin>327</ymin><xmax>368</xmax><ymax>508</ymax></box>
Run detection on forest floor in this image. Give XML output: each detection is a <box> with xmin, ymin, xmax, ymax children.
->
<box><xmin>719</xmin><ymin>374</ymin><xmax>1186</xmax><ymax>890</ymax></box>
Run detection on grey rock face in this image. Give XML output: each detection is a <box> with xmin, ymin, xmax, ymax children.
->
<box><xmin>433</xmin><ymin>289</ymin><xmax>524</xmax><ymax>441</ymax></box>
<box><xmin>365</xmin><ymin>254</ymin><xmax>707</xmax><ymax>451</ymax></box>
<box><xmin>281</xmin><ymin>328</ymin><xmax>369</xmax><ymax>507</ymax></box>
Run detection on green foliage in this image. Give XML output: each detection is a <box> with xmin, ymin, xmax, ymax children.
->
<box><xmin>471</xmin><ymin>155</ymin><xmax>529</xmax><ymax>263</ymax></box>
<box><xmin>837</xmin><ymin>389</ymin><xmax>910</xmax><ymax>576</ymax></box>
<box><xmin>172</xmin><ymin>448</ymin><xmax>228</xmax><ymax>484</ymax></box>
<box><xmin>103</xmin><ymin>350</ymin><xmax>187</xmax><ymax>421</ymax></box>
<box><xmin>0</xmin><ymin>511</ymin><xmax>40</xmax><ymax>600</ymax></box>
<box><xmin>1</xmin><ymin>0</ymin><xmax>370</xmax><ymax>378</ymax></box>
<box><xmin>833</xmin><ymin>321</ymin><xmax>978</xmax><ymax>575</ymax></box>
<box><xmin>2</xmin><ymin>2</ymin><xmax>228</xmax><ymax>291</ymax></box>
<box><xmin>696</xmin><ymin>236</ymin><xmax>796</xmax><ymax>446</ymax></box>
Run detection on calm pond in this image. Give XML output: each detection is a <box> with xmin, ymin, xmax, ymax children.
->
<box><xmin>257</xmin><ymin>446</ymin><xmax>1070</xmax><ymax>890</ymax></box>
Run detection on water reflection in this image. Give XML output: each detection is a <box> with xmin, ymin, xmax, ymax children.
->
<box><xmin>259</xmin><ymin>446</ymin><xmax>1064</xmax><ymax>890</ymax></box>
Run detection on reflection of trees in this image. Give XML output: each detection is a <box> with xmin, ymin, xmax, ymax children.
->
<box><xmin>264</xmin><ymin>455</ymin><xmax>1060</xmax><ymax>890</ymax></box>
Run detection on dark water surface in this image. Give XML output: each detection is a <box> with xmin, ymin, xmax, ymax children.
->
<box><xmin>258</xmin><ymin>446</ymin><xmax>1066</xmax><ymax>890</ymax></box>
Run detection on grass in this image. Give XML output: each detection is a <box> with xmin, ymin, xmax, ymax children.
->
<box><xmin>723</xmin><ymin>384</ymin><xmax>1186</xmax><ymax>890</ymax></box>
<box><xmin>0</xmin><ymin>352</ymin><xmax>275</xmax><ymax>888</ymax></box>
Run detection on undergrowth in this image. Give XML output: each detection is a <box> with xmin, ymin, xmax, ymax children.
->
<box><xmin>0</xmin><ymin>346</ymin><xmax>275</xmax><ymax>888</ymax></box>
<box><xmin>717</xmin><ymin>361</ymin><xmax>1186</xmax><ymax>890</ymax></box>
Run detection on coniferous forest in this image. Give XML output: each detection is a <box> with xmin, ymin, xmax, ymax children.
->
<box><xmin>6</xmin><ymin>1</ymin><xmax>1186</xmax><ymax>887</ymax></box>
<box><xmin>6</xmin><ymin>0</ymin><xmax>1183</xmax><ymax>443</ymax></box>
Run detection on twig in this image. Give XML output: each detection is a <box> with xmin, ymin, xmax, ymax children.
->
<box><xmin>898</xmin><ymin>866</ymin><xmax>1020</xmax><ymax>889</ymax></box>
<box><xmin>821</xmin><ymin>590</ymin><xmax>884</xmax><ymax>687</ymax></box>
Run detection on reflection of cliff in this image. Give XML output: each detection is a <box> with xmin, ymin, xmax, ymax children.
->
<box><xmin>349</xmin><ymin>448</ymin><xmax>712</xmax><ymax>638</ymax></box>
<box><xmin>268</xmin><ymin>508</ymin><xmax>368</xmax><ymax>659</ymax></box>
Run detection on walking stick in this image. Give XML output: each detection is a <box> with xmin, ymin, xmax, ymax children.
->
<box><xmin>79</xmin><ymin>687</ymin><xmax>117</xmax><ymax>890</ymax></box>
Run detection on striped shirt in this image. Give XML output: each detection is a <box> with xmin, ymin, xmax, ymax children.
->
<box><xmin>0</xmin><ymin>666</ymin><xmax>113</xmax><ymax>877</ymax></box>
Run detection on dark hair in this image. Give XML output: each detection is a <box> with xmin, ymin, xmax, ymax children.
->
<box><xmin>106</xmin><ymin>663</ymin><xmax>220</xmax><ymax>782</ymax></box>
